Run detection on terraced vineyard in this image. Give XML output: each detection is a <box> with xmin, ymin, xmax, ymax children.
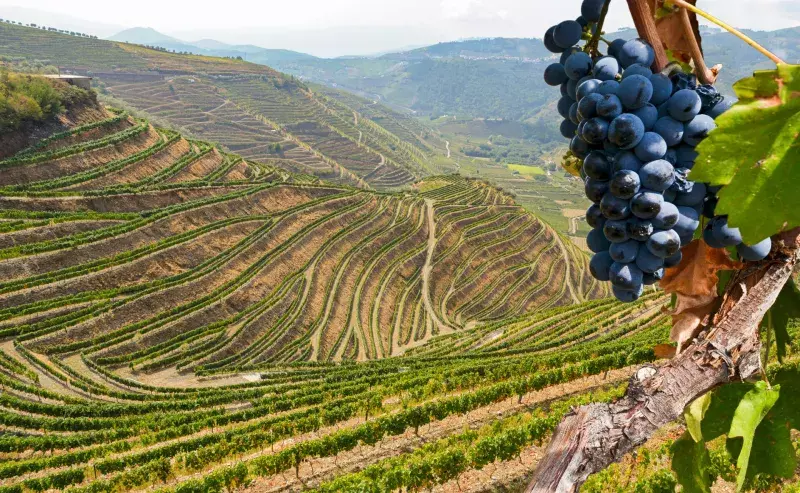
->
<box><xmin>0</xmin><ymin>22</ymin><xmax>452</xmax><ymax>190</ymax></box>
<box><xmin>0</xmin><ymin>74</ymin><xmax>712</xmax><ymax>491</ymax></box>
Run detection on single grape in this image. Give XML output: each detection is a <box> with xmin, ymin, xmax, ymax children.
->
<box><xmin>570</xmin><ymin>135</ymin><xmax>591</xmax><ymax>159</ymax></box>
<box><xmin>613</xmin><ymin>284</ymin><xmax>644</xmax><ymax>302</ymax></box>
<box><xmin>638</xmin><ymin>159</ymin><xmax>675</xmax><ymax>192</ymax></box>
<box><xmin>618</xmin><ymin>74</ymin><xmax>654</xmax><ymax>110</ymax></box>
<box><xmin>583</xmin><ymin>151</ymin><xmax>612</xmax><ymax>180</ymax></box>
<box><xmin>636</xmin><ymin>244</ymin><xmax>665</xmax><ymax>273</ymax></box>
<box><xmin>560</xmin><ymin>119</ymin><xmax>578</xmax><ymax>139</ymax></box>
<box><xmin>634</xmin><ymin>132</ymin><xmax>667</xmax><ymax>162</ymax></box>
<box><xmin>610</xmin><ymin>262</ymin><xmax>644</xmax><ymax>290</ymax></box>
<box><xmin>608</xmin><ymin>113</ymin><xmax>646</xmax><ymax>149</ymax></box>
<box><xmin>649</xmin><ymin>73</ymin><xmax>672</xmax><ymax>106</ymax></box>
<box><xmin>600</xmin><ymin>192</ymin><xmax>631</xmax><ymax>220</ymax></box>
<box><xmin>643</xmin><ymin>268</ymin><xmax>665</xmax><ymax>285</ymax></box>
<box><xmin>631</xmin><ymin>103</ymin><xmax>658</xmax><ymax>131</ymax></box>
<box><xmin>663</xmin><ymin>188</ymin><xmax>677</xmax><ymax>203</ymax></box>
<box><xmin>664</xmin><ymin>251</ymin><xmax>682</xmax><ymax>268</ymax></box>
<box><xmin>565</xmin><ymin>52</ymin><xmax>594</xmax><ymax>80</ymax></box>
<box><xmin>673</xmin><ymin>206</ymin><xmax>700</xmax><ymax>239</ymax></box>
<box><xmin>652</xmin><ymin>201</ymin><xmax>679</xmax><ymax>229</ymax></box>
<box><xmin>554</xmin><ymin>20</ymin><xmax>583</xmax><ymax>49</ymax></box>
<box><xmin>668</xmin><ymin>89</ymin><xmax>702</xmax><ymax>122</ymax></box>
<box><xmin>560</xmin><ymin>46</ymin><xmax>582</xmax><ymax>64</ymax></box>
<box><xmin>585</xmin><ymin>177</ymin><xmax>609</xmax><ymax>203</ymax></box>
<box><xmin>711</xmin><ymin>217</ymin><xmax>743</xmax><ymax>246</ymax></box>
<box><xmin>576</xmin><ymin>16</ymin><xmax>589</xmax><ymax>28</ymax></box>
<box><xmin>618</xmin><ymin>38</ymin><xmax>655</xmax><ymax>68</ymax></box>
<box><xmin>588</xmin><ymin>227</ymin><xmax>612</xmax><ymax>253</ymax></box>
<box><xmin>706</xmin><ymin>97</ymin><xmax>738</xmax><ymax>119</ymax></box>
<box><xmin>586</xmin><ymin>204</ymin><xmax>606</xmax><ymax>229</ymax></box>
<box><xmin>627</xmin><ymin>218</ymin><xmax>654</xmax><ymax>241</ymax></box>
<box><xmin>557</xmin><ymin>96</ymin><xmax>574</xmax><ymax>119</ymax></box>
<box><xmin>567</xmin><ymin>79</ymin><xmax>580</xmax><ymax>99</ymax></box>
<box><xmin>544</xmin><ymin>63</ymin><xmax>569</xmax><ymax>86</ymax></box>
<box><xmin>560</xmin><ymin>83</ymin><xmax>570</xmax><ymax>98</ymax></box>
<box><xmin>613</xmin><ymin>151</ymin><xmax>643</xmax><ymax>173</ymax></box>
<box><xmin>596</xmin><ymin>94</ymin><xmax>624</xmax><ymax>120</ymax></box>
<box><xmin>582</xmin><ymin>117</ymin><xmax>610</xmax><ymax>145</ymax></box>
<box><xmin>576</xmin><ymin>78</ymin><xmax>603</xmax><ymax>100</ymax></box>
<box><xmin>737</xmin><ymin>238</ymin><xmax>772</xmax><ymax>261</ymax></box>
<box><xmin>582</xmin><ymin>0</ymin><xmax>606</xmax><ymax>22</ymax></box>
<box><xmin>610</xmin><ymin>170</ymin><xmax>641</xmax><ymax>199</ymax></box>
<box><xmin>598</xmin><ymin>80</ymin><xmax>620</xmax><ymax>96</ymax></box>
<box><xmin>622</xmin><ymin>63</ymin><xmax>653</xmax><ymax>79</ymax></box>
<box><xmin>593</xmin><ymin>57</ymin><xmax>620</xmax><ymax>81</ymax></box>
<box><xmin>569</xmin><ymin>102</ymin><xmax>580</xmax><ymax>124</ymax></box>
<box><xmin>608</xmin><ymin>38</ymin><xmax>627</xmax><ymax>59</ymax></box>
<box><xmin>683</xmin><ymin>114</ymin><xmax>716</xmax><ymax>146</ymax></box>
<box><xmin>656</xmin><ymin>101</ymin><xmax>669</xmax><ymax>119</ymax></box>
<box><xmin>631</xmin><ymin>190</ymin><xmax>663</xmax><ymax>219</ymax></box>
<box><xmin>610</xmin><ymin>239</ymin><xmax>640</xmax><ymax>263</ymax></box>
<box><xmin>671</xmin><ymin>72</ymin><xmax>698</xmax><ymax>92</ymax></box>
<box><xmin>604</xmin><ymin>219</ymin><xmax>630</xmax><ymax>243</ymax></box>
<box><xmin>590</xmin><ymin>252</ymin><xmax>614</xmax><ymax>281</ymax></box>
<box><xmin>703</xmin><ymin>225</ymin><xmax>727</xmax><ymax>249</ymax></box>
<box><xmin>543</xmin><ymin>26</ymin><xmax>564</xmax><ymax>53</ymax></box>
<box><xmin>647</xmin><ymin>229</ymin><xmax>682</xmax><ymax>258</ymax></box>
<box><xmin>578</xmin><ymin>93</ymin><xmax>605</xmax><ymax>120</ymax></box>
<box><xmin>653</xmin><ymin>117</ymin><xmax>685</xmax><ymax>147</ymax></box>
<box><xmin>674</xmin><ymin>182</ymin><xmax>707</xmax><ymax>207</ymax></box>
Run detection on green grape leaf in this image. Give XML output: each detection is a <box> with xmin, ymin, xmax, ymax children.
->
<box><xmin>771</xmin><ymin>278</ymin><xmax>800</xmax><ymax>362</ymax></box>
<box><xmin>727</xmin><ymin>381</ymin><xmax>781</xmax><ymax>491</ymax></box>
<box><xmin>685</xmin><ymin>392</ymin><xmax>712</xmax><ymax>442</ymax></box>
<box><xmin>671</xmin><ymin>431</ymin><xmax>713</xmax><ymax>493</ymax></box>
<box><xmin>699</xmin><ymin>383</ymin><xmax>752</xmax><ymax>441</ymax></box>
<box><xmin>690</xmin><ymin>64</ymin><xmax>800</xmax><ymax>244</ymax></box>
<box><xmin>726</xmin><ymin>412</ymin><xmax>796</xmax><ymax>483</ymax></box>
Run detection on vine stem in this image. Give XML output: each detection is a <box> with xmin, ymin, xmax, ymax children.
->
<box><xmin>670</xmin><ymin>0</ymin><xmax>786</xmax><ymax>65</ymax></box>
<box><xmin>586</xmin><ymin>0</ymin><xmax>613</xmax><ymax>56</ymax></box>
<box><xmin>677</xmin><ymin>6</ymin><xmax>715</xmax><ymax>84</ymax></box>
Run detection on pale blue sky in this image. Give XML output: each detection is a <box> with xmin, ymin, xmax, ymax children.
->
<box><xmin>1</xmin><ymin>0</ymin><xmax>798</xmax><ymax>57</ymax></box>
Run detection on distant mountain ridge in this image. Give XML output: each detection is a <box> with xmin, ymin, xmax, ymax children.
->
<box><xmin>107</xmin><ymin>26</ymin><xmax>318</xmax><ymax>64</ymax></box>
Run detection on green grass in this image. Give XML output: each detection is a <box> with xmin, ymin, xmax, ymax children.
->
<box><xmin>507</xmin><ymin>164</ymin><xmax>545</xmax><ymax>176</ymax></box>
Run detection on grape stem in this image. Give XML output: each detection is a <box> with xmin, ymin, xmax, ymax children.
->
<box><xmin>669</xmin><ymin>0</ymin><xmax>786</xmax><ymax>65</ymax></box>
<box><xmin>677</xmin><ymin>6</ymin><xmax>716</xmax><ymax>84</ymax></box>
<box><xmin>586</xmin><ymin>0</ymin><xmax>613</xmax><ymax>57</ymax></box>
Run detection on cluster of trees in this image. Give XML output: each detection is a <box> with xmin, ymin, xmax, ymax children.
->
<box><xmin>0</xmin><ymin>19</ymin><xmax>98</xmax><ymax>39</ymax></box>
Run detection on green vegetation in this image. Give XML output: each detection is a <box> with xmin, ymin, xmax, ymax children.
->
<box><xmin>0</xmin><ymin>71</ymin><xmax>91</xmax><ymax>133</ymax></box>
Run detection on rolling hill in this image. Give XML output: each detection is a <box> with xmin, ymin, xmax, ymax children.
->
<box><xmin>0</xmin><ymin>77</ymin><xmax>691</xmax><ymax>493</ymax></box>
<box><xmin>0</xmin><ymin>21</ymin><xmax>453</xmax><ymax>190</ymax></box>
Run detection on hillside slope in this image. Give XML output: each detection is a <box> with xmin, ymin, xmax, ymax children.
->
<box><xmin>0</xmin><ymin>82</ymin><xmax>607</xmax><ymax>378</ymax></box>
<box><xmin>0</xmin><ymin>22</ymin><xmax>454</xmax><ymax>189</ymax></box>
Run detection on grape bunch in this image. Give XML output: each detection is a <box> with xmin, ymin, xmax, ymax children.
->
<box><xmin>542</xmin><ymin>0</ymin><xmax>771</xmax><ymax>302</ymax></box>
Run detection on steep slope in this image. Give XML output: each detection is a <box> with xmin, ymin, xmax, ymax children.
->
<box><xmin>0</xmin><ymin>80</ymin><xmax>607</xmax><ymax>379</ymax></box>
<box><xmin>0</xmin><ymin>22</ymin><xmax>452</xmax><ymax>189</ymax></box>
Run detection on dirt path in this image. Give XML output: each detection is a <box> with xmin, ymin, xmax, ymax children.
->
<box><xmin>445</xmin><ymin>140</ymin><xmax>451</xmax><ymax>158</ymax></box>
<box><xmin>241</xmin><ymin>365</ymin><xmax>638</xmax><ymax>492</ymax></box>
<box><xmin>554</xmin><ymin>233</ymin><xmax>581</xmax><ymax>304</ymax></box>
<box><xmin>421</xmin><ymin>199</ymin><xmax>454</xmax><ymax>336</ymax></box>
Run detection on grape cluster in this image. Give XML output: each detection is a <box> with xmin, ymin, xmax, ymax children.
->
<box><xmin>542</xmin><ymin>0</ymin><xmax>771</xmax><ymax>302</ymax></box>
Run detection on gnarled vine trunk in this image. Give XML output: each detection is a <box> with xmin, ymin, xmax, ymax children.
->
<box><xmin>526</xmin><ymin>230</ymin><xmax>800</xmax><ymax>492</ymax></box>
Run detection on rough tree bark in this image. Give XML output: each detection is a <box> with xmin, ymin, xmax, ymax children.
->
<box><xmin>526</xmin><ymin>230</ymin><xmax>800</xmax><ymax>492</ymax></box>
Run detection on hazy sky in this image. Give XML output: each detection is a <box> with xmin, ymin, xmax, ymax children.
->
<box><xmin>2</xmin><ymin>0</ymin><xmax>799</xmax><ymax>57</ymax></box>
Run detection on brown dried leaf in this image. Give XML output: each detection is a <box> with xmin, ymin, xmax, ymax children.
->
<box><xmin>660</xmin><ymin>240</ymin><xmax>743</xmax><ymax>350</ymax></box>
<box><xmin>654</xmin><ymin>0</ymin><xmax>701</xmax><ymax>65</ymax></box>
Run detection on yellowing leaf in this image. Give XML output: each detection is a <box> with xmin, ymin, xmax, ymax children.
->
<box><xmin>685</xmin><ymin>392</ymin><xmax>712</xmax><ymax>442</ymax></box>
<box><xmin>655</xmin><ymin>0</ymin><xmax>701</xmax><ymax>65</ymax></box>
<box><xmin>654</xmin><ymin>343</ymin><xmax>677</xmax><ymax>359</ymax></box>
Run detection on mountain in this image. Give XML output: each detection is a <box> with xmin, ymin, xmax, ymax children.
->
<box><xmin>107</xmin><ymin>26</ymin><xmax>318</xmax><ymax>63</ymax></box>
<box><xmin>1</xmin><ymin>21</ymin><xmax>447</xmax><ymax>190</ymax></box>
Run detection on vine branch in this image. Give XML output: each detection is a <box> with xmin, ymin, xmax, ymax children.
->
<box><xmin>526</xmin><ymin>229</ymin><xmax>800</xmax><ymax>492</ymax></box>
